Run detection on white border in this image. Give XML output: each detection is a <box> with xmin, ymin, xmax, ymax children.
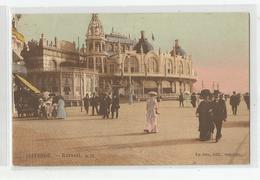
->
<box><xmin>0</xmin><ymin>6</ymin><xmax>10</xmax><ymax>166</ymax></box>
<box><xmin>0</xmin><ymin>3</ymin><xmax>259</xmax><ymax>180</ymax></box>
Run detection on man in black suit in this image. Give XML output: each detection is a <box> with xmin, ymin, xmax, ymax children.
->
<box><xmin>212</xmin><ymin>94</ymin><xmax>227</xmax><ymax>142</ymax></box>
<box><xmin>102</xmin><ymin>93</ymin><xmax>111</xmax><ymax>119</ymax></box>
<box><xmin>230</xmin><ymin>91</ymin><xmax>239</xmax><ymax>115</ymax></box>
<box><xmin>243</xmin><ymin>92</ymin><xmax>250</xmax><ymax>110</ymax></box>
<box><xmin>111</xmin><ymin>94</ymin><xmax>120</xmax><ymax>119</ymax></box>
<box><xmin>179</xmin><ymin>92</ymin><xmax>184</xmax><ymax>107</ymax></box>
<box><xmin>90</xmin><ymin>93</ymin><xmax>99</xmax><ymax>115</ymax></box>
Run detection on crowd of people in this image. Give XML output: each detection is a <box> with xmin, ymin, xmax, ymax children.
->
<box><xmin>83</xmin><ymin>92</ymin><xmax>120</xmax><ymax>119</ymax></box>
<box><xmin>15</xmin><ymin>85</ymin><xmax>250</xmax><ymax>143</ymax></box>
<box><xmin>195</xmin><ymin>90</ymin><xmax>227</xmax><ymax>142</ymax></box>
<box><xmin>14</xmin><ymin>89</ymin><xmax>67</xmax><ymax>120</ymax></box>
<box><xmin>195</xmin><ymin>90</ymin><xmax>249</xmax><ymax>142</ymax></box>
<box><xmin>145</xmin><ymin>89</ymin><xmax>250</xmax><ymax>143</ymax></box>
<box><xmin>38</xmin><ymin>94</ymin><xmax>66</xmax><ymax>119</ymax></box>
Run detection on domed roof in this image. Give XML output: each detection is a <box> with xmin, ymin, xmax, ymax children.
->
<box><xmin>133</xmin><ymin>31</ymin><xmax>154</xmax><ymax>54</ymax></box>
<box><xmin>171</xmin><ymin>39</ymin><xmax>187</xmax><ymax>57</ymax></box>
<box><xmin>86</xmin><ymin>14</ymin><xmax>104</xmax><ymax>38</ymax></box>
<box><xmin>175</xmin><ymin>46</ymin><xmax>186</xmax><ymax>57</ymax></box>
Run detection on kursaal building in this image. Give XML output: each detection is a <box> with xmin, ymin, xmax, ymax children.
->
<box><xmin>14</xmin><ymin>14</ymin><xmax>198</xmax><ymax>105</ymax></box>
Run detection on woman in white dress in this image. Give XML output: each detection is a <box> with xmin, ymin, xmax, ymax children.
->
<box><xmin>144</xmin><ymin>91</ymin><xmax>160</xmax><ymax>133</ymax></box>
<box><xmin>56</xmin><ymin>95</ymin><xmax>66</xmax><ymax>119</ymax></box>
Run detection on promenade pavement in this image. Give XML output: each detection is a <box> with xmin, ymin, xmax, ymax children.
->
<box><xmin>13</xmin><ymin>100</ymin><xmax>249</xmax><ymax>166</ymax></box>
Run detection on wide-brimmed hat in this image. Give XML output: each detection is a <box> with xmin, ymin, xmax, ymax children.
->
<box><xmin>200</xmin><ymin>89</ymin><xmax>211</xmax><ymax>99</ymax></box>
<box><xmin>148</xmin><ymin>91</ymin><xmax>158</xmax><ymax>96</ymax></box>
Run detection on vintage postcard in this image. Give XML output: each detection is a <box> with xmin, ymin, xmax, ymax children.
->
<box><xmin>12</xmin><ymin>12</ymin><xmax>250</xmax><ymax>166</ymax></box>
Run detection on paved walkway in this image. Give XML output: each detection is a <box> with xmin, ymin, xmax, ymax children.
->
<box><xmin>13</xmin><ymin>100</ymin><xmax>249</xmax><ymax>166</ymax></box>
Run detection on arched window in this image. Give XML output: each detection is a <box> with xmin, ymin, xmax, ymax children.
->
<box><xmin>50</xmin><ymin>60</ymin><xmax>57</xmax><ymax>70</ymax></box>
<box><xmin>107</xmin><ymin>44</ymin><xmax>113</xmax><ymax>51</ymax></box>
<box><xmin>114</xmin><ymin>44</ymin><xmax>118</xmax><ymax>51</ymax></box>
<box><xmin>95</xmin><ymin>42</ymin><xmax>100</xmax><ymax>52</ymax></box>
<box><xmin>96</xmin><ymin>57</ymin><xmax>102</xmax><ymax>72</ymax></box>
<box><xmin>187</xmin><ymin>63</ymin><xmax>190</xmax><ymax>75</ymax></box>
<box><xmin>88</xmin><ymin>57</ymin><xmax>94</xmax><ymax>69</ymax></box>
<box><xmin>102</xmin><ymin>43</ymin><xmax>105</xmax><ymax>52</ymax></box>
<box><xmin>179</xmin><ymin>61</ymin><xmax>184</xmax><ymax>74</ymax></box>
<box><xmin>148</xmin><ymin>58</ymin><xmax>158</xmax><ymax>73</ymax></box>
<box><xmin>167</xmin><ymin>59</ymin><xmax>173</xmax><ymax>74</ymax></box>
<box><xmin>173</xmin><ymin>60</ymin><xmax>176</xmax><ymax>74</ymax></box>
<box><xmin>89</xmin><ymin>43</ymin><xmax>93</xmax><ymax>52</ymax></box>
<box><xmin>103</xmin><ymin>58</ymin><xmax>107</xmax><ymax>73</ymax></box>
<box><xmin>124</xmin><ymin>56</ymin><xmax>138</xmax><ymax>73</ymax></box>
<box><xmin>110</xmin><ymin>64</ymin><xmax>114</xmax><ymax>73</ymax></box>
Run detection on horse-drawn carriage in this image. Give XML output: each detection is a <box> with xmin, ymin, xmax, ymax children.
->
<box><xmin>14</xmin><ymin>74</ymin><xmax>57</xmax><ymax>119</ymax></box>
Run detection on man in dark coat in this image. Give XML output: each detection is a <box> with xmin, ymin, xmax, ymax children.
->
<box><xmin>111</xmin><ymin>94</ymin><xmax>120</xmax><ymax>119</ymax></box>
<box><xmin>230</xmin><ymin>91</ymin><xmax>239</xmax><ymax>115</ymax></box>
<box><xmin>196</xmin><ymin>89</ymin><xmax>213</xmax><ymax>141</ymax></box>
<box><xmin>102</xmin><ymin>93</ymin><xmax>111</xmax><ymax>119</ymax></box>
<box><xmin>83</xmin><ymin>93</ymin><xmax>90</xmax><ymax>114</ymax></box>
<box><xmin>243</xmin><ymin>92</ymin><xmax>250</xmax><ymax>110</ymax></box>
<box><xmin>179</xmin><ymin>92</ymin><xmax>184</xmax><ymax>107</ymax></box>
<box><xmin>90</xmin><ymin>93</ymin><xmax>99</xmax><ymax>115</ymax></box>
<box><xmin>191</xmin><ymin>92</ymin><xmax>197</xmax><ymax>108</ymax></box>
<box><xmin>212</xmin><ymin>94</ymin><xmax>227</xmax><ymax>142</ymax></box>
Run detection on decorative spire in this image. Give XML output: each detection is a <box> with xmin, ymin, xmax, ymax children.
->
<box><xmin>86</xmin><ymin>13</ymin><xmax>104</xmax><ymax>38</ymax></box>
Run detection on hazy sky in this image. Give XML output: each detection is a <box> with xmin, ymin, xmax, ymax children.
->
<box><xmin>16</xmin><ymin>13</ymin><xmax>249</xmax><ymax>93</ymax></box>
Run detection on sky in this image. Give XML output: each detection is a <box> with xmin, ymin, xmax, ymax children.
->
<box><xmin>16</xmin><ymin>13</ymin><xmax>249</xmax><ymax>93</ymax></box>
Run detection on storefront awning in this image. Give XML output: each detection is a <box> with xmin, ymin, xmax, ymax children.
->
<box><xmin>14</xmin><ymin>74</ymin><xmax>41</xmax><ymax>94</ymax></box>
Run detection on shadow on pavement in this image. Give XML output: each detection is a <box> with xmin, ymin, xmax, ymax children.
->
<box><xmin>223</xmin><ymin>121</ymin><xmax>249</xmax><ymax>128</ymax></box>
<box><xmin>36</xmin><ymin>132</ymin><xmax>151</xmax><ymax>142</ymax></box>
<box><xmin>71</xmin><ymin>138</ymin><xmax>205</xmax><ymax>152</ymax></box>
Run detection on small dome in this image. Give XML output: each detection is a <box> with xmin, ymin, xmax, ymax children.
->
<box><xmin>175</xmin><ymin>46</ymin><xmax>186</xmax><ymax>57</ymax></box>
<box><xmin>133</xmin><ymin>31</ymin><xmax>154</xmax><ymax>54</ymax></box>
<box><xmin>171</xmin><ymin>39</ymin><xmax>187</xmax><ymax>57</ymax></box>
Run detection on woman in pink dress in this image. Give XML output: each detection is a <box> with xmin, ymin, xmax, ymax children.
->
<box><xmin>144</xmin><ymin>91</ymin><xmax>160</xmax><ymax>133</ymax></box>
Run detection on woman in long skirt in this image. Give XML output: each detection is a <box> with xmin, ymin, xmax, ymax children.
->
<box><xmin>144</xmin><ymin>91</ymin><xmax>159</xmax><ymax>133</ymax></box>
<box><xmin>57</xmin><ymin>96</ymin><xmax>66</xmax><ymax>119</ymax></box>
<box><xmin>196</xmin><ymin>90</ymin><xmax>213</xmax><ymax>141</ymax></box>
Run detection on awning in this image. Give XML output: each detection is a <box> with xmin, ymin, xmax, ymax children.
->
<box><xmin>14</xmin><ymin>74</ymin><xmax>41</xmax><ymax>94</ymax></box>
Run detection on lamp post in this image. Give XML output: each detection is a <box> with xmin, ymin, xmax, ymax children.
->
<box><xmin>127</xmin><ymin>55</ymin><xmax>133</xmax><ymax>104</ymax></box>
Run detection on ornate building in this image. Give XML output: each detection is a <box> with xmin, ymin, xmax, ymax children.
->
<box><xmin>19</xmin><ymin>13</ymin><xmax>197</xmax><ymax>104</ymax></box>
<box><xmin>12</xmin><ymin>15</ymin><xmax>27</xmax><ymax>74</ymax></box>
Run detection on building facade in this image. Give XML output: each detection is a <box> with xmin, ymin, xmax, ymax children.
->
<box><xmin>19</xmin><ymin>13</ymin><xmax>197</xmax><ymax>104</ymax></box>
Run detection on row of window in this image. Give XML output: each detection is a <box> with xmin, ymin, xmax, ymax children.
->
<box><xmin>123</xmin><ymin>57</ymin><xmax>191</xmax><ymax>74</ymax></box>
<box><xmin>45</xmin><ymin>56</ymin><xmax>191</xmax><ymax>75</ymax></box>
